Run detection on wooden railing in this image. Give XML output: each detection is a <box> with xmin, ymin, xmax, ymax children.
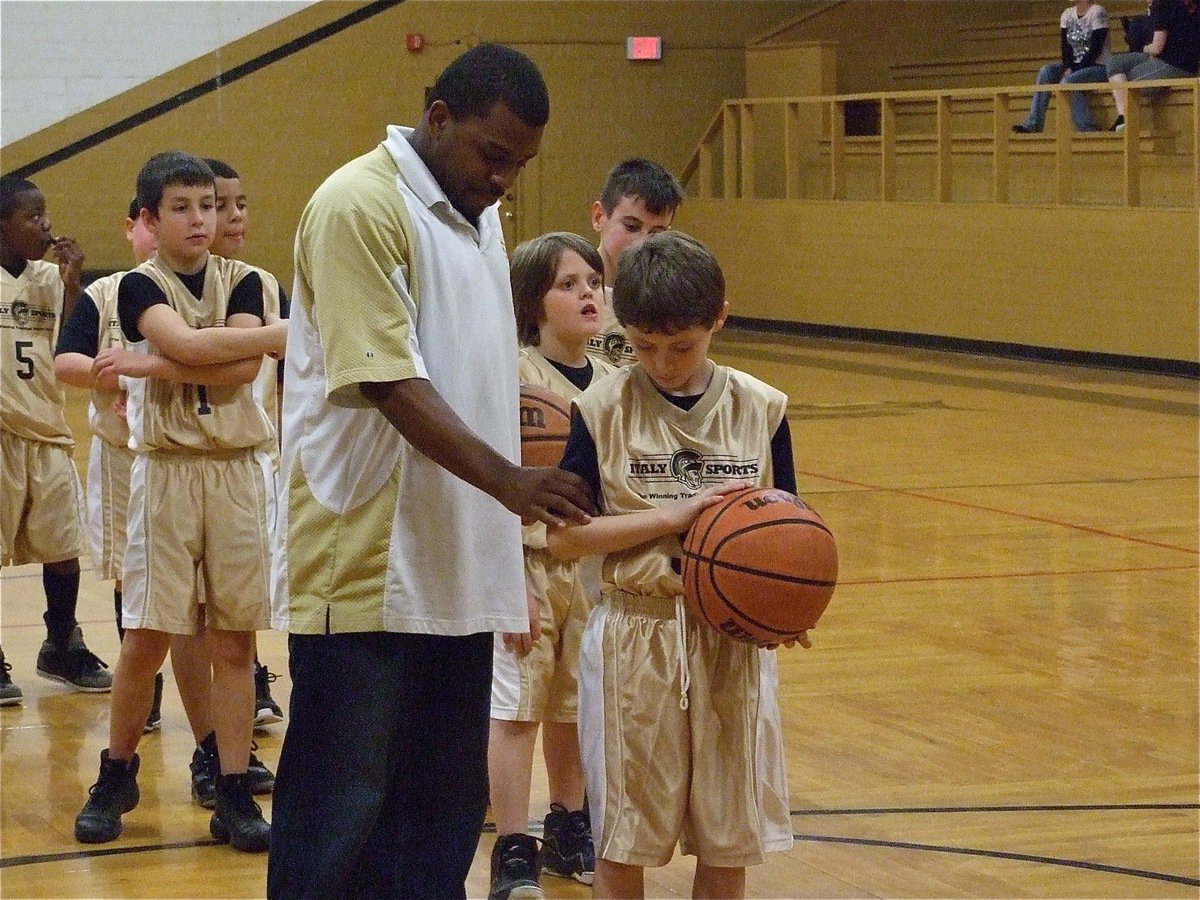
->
<box><xmin>681</xmin><ymin>79</ymin><xmax>1199</xmax><ymax>208</ymax></box>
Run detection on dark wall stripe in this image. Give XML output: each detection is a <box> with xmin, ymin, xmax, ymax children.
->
<box><xmin>6</xmin><ymin>0</ymin><xmax>404</xmax><ymax>179</ymax></box>
<box><xmin>728</xmin><ymin>315</ymin><xmax>1200</xmax><ymax>379</ymax></box>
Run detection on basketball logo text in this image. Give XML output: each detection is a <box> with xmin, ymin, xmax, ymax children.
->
<box><xmin>520</xmin><ymin>405</ymin><xmax>546</xmax><ymax>431</ymax></box>
<box><xmin>744</xmin><ymin>491</ymin><xmax>807</xmax><ymax>513</ymax></box>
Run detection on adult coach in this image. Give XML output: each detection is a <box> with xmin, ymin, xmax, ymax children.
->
<box><xmin>267</xmin><ymin>44</ymin><xmax>593</xmax><ymax>899</ymax></box>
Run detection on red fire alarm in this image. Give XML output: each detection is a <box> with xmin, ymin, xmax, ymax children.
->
<box><xmin>406</xmin><ymin>32</ymin><xmax>425</xmax><ymax>52</ymax></box>
<box><xmin>626</xmin><ymin>36</ymin><xmax>662</xmax><ymax>61</ymax></box>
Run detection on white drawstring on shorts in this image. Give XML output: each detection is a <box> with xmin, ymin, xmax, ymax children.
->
<box><xmin>674</xmin><ymin>594</ymin><xmax>690</xmax><ymax>710</ymax></box>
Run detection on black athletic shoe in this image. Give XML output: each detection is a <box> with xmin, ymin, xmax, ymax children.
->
<box><xmin>489</xmin><ymin>832</ymin><xmax>544</xmax><ymax>900</ymax></box>
<box><xmin>36</xmin><ymin>627</ymin><xmax>111</xmax><ymax>692</ymax></box>
<box><xmin>246</xmin><ymin>741</ymin><xmax>275</xmax><ymax>795</ymax></box>
<box><xmin>253</xmin><ymin>662</ymin><xmax>284</xmax><ymax>727</ymax></box>
<box><xmin>143</xmin><ymin>672</ymin><xmax>164</xmax><ymax>733</ymax></box>
<box><xmin>75</xmin><ymin>750</ymin><xmax>140</xmax><ymax>843</ymax></box>
<box><xmin>541</xmin><ymin>802</ymin><xmax>594</xmax><ymax>885</ymax></box>
<box><xmin>190</xmin><ymin>732</ymin><xmax>219</xmax><ymax>809</ymax></box>
<box><xmin>1110</xmin><ymin>114</ymin><xmax>1126</xmax><ymax>132</ymax></box>
<box><xmin>1</xmin><ymin>648</ymin><xmax>22</xmax><ymax>707</ymax></box>
<box><xmin>210</xmin><ymin>773</ymin><xmax>270</xmax><ymax>853</ymax></box>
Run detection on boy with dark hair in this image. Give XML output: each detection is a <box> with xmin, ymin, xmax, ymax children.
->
<box><xmin>0</xmin><ymin>174</ymin><xmax>109</xmax><ymax>704</ymax></box>
<box><xmin>72</xmin><ymin>151</ymin><xmax>286</xmax><ymax>852</ymax></box>
<box><xmin>203</xmin><ymin>156</ymin><xmax>285</xmax><ymax>730</ymax></box>
<box><xmin>548</xmin><ymin>231</ymin><xmax>805</xmax><ymax>900</ymax></box>
<box><xmin>54</xmin><ymin>192</ymin><xmax>275</xmax><ymax>803</ymax></box>
<box><xmin>588</xmin><ymin>158</ymin><xmax>684</xmax><ymax>366</ymax></box>
<box><xmin>268</xmin><ymin>43</ymin><xmax>593</xmax><ymax>899</ymax></box>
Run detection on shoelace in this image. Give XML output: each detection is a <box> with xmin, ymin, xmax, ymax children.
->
<box><xmin>70</xmin><ymin>647</ymin><xmax>109</xmax><ymax>673</ymax></box>
<box><xmin>499</xmin><ymin>839</ymin><xmax>540</xmax><ymax>874</ymax></box>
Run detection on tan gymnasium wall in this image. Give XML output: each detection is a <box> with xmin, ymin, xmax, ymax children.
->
<box><xmin>675</xmin><ymin>200</ymin><xmax>1199</xmax><ymax>363</ymax></box>
<box><xmin>2</xmin><ymin>0</ymin><xmax>809</xmax><ymax>286</ymax></box>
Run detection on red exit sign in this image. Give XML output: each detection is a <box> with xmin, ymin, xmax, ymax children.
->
<box><xmin>626</xmin><ymin>36</ymin><xmax>662</xmax><ymax>61</ymax></box>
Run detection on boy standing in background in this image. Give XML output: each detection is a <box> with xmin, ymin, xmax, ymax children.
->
<box><xmin>1</xmin><ymin>175</ymin><xmax>109</xmax><ymax>705</ymax></box>
<box><xmin>587</xmin><ymin>159</ymin><xmax>683</xmax><ymax>367</ymax></box>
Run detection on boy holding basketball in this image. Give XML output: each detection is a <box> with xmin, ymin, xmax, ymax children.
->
<box><xmin>547</xmin><ymin>231</ymin><xmax>804</xmax><ymax>899</ymax></box>
<box><xmin>587</xmin><ymin>158</ymin><xmax>683</xmax><ymax>367</ymax></box>
<box><xmin>488</xmin><ymin>233</ymin><xmax>617</xmax><ymax>900</ymax></box>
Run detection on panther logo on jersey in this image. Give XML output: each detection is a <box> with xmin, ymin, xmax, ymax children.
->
<box><xmin>10</xmin><ymin>302</ymin><xmax>30</xmax><ymax>328</ymax></box>
<box><xmin>603</xmin><ymin>332</ymin><xmax>631</xmax><ymax>365</ymax></box>
<box><xmin>670</xmin><ymin>448</ymin><xmax>705</xmax><ymax>490</ymax></box>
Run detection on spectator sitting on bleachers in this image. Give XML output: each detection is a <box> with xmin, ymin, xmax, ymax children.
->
<box><xmin>1106</xmin><ymin>0</ymin><xmax>1200</xmax><ymax>130</ymax></box>
<box><xmin>1121</xmin><ymin>0</ymin><xmax>1155</xmax><ymax>51</ymax></box>
<box><xmin>1013</xmin><ymin>0</ymin><xmax>1112</xmax><ymax>134</ymax></box>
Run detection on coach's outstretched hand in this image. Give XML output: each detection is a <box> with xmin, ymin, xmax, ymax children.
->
<box><xmin>502</xmin><ymin>465</ymin><xmax>594</xmax><ymax>528</ymax></box>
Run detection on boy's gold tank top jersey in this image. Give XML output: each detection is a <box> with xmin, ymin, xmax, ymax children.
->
<box><xmin>518</xmin><ymin>346</ymin><xmax>617</xmax><ymax>553</ymax></box>
<box><xmin>83</xmin><ymin>273</ymin><xmax>132</xmax><ymax>448</ymax></box>
<box><xmin>124</xmin><ymin>255</ymin><xmax>273</xmax><ymax>453</ymax></box>
<box><xmin>574</xmin><ymin>364</ymin><xmax>787</xmax><ymax>599</ymax></box>
<box><xmin>0</xmin><ymin>260</ymin><xmax>72</xmax><ymax>445</ymax></box>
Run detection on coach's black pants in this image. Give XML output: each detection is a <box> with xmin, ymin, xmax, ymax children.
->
<box><xmin>267</xmin><ymin>630</ymin><xmax>493</xmax><ymax>900</ymax></box>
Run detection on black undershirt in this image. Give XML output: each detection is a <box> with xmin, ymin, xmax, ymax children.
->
<box><xmin>118</xmin><ymin>265</ymin><xmax>264</xmax><ymax>343</ymax></box>
<box><xmin>545</xmin><ymin>356</ymin><xmax>594</xmax><ymax>392</ymax></box>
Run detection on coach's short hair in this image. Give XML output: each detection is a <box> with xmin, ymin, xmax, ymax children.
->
<box><xmin>427</xmin><ymin>43</ymin><xmax>549</xmax><ymax>127</ymax></box>
<box><xmin>612</xmin><ymin>231</ymin><xmax>725</xmax><ymax>333</ymax></box>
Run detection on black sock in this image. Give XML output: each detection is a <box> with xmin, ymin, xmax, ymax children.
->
<box><xmin>42</xmin><ymin>566</ymin><xmax>81</xmax><ymax>648</ymax></box>
<box><xmin>114</xmin><ymin>588</ymin><xmax>125</xmax><ymax>641</ymax></box>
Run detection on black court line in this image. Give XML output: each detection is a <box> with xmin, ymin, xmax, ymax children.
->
<box><xmin>1</xmin><ymin>838</ymin><xmax>219</xmax><ymax>869</ymax></box>
<box><xmin>793</xmin><ymin>833</ymin><xmax>1200</xmax><ymax>888</ymax></box>
<box><xmin>790</xmin><ymin>802</ymin><xmax>1200</xmax><ymax>815</ymax></box>
<box><xmin>6</xmin><ymin>0</ymin><xmax>404</xmax><ymax>179</ymax></box>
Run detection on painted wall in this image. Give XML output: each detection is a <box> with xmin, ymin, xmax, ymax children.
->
<box><xmin>677</xmin><ymin>200</ymin><xmax>1199</xmax><ymax>364</ymax></box>
<box><xmin>3</xmin><ymin>0</ymin><xmax>808</xmax><ymax>286</ymax></box>
<box><xmin>0</xmin><ymin>1</ymin><xmax>317</xmax><ymax>145</ymax></box>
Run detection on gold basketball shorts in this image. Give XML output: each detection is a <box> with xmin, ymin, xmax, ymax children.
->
<box><xmin>577</xmin><ymin>590</ymin><xmax>793</xmax><ymax>868</ymax></box>
<box><xmin>0</xmin><ymin>430</ymin><xmax>84</xmax><ymax>566</ymax></box>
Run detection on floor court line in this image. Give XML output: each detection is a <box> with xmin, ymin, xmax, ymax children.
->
<box><xmin>798</xmin><ymin>470</ymin><xmax>1199</xmax><ymax>556</ymax></box>
<box><xmin>792</xmin><ymin>833</ymin><xmax>1200</xmax><ymax>888</ymax></box>
<box><xmin>791</xmin><ymin>802</ymin><xmax>1200</xmax><ymax>815</ymax></box>
<box><xmin>841</xmin><ymin>563</ymin><xmax>1197</xmax><ymax>586</ymax></box>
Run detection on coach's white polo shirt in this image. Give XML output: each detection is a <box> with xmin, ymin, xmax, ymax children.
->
<box><xmin>272</xmin><ymin>126</ymin><xmax>526</xmax><ymax>637</ymax></box>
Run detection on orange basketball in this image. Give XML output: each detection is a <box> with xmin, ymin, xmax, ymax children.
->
<box><xmin>681</xmin><ymin>487</ymin><xmax>838</xmax><ymax>646</ymax></box>
<box><xmin>519</xmin><ymin>383</ymin><xmax>572</xmax><ymax>467</ymax></box>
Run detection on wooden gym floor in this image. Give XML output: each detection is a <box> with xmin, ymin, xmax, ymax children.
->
<box><xmin>1</xmin><ymin>330</ymin><xmax>1197</xmax><ymax>899</ymax></box>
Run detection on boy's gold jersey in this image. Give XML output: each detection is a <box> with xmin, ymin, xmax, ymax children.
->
<box><xmin>585</xmin><ymin>288</ymin><xmax>637</xmax><ymax>366</ymax></box>
<box><xmin>82</xmin><ymin>273</ymin><xmax>131</xmax><ymax>448</ymax></box>
<box><xmin>518</xmin><ymin>346</ymin><xmax>617</xmax><ymax>555</ymax></box>
<box><xmin>574</xmin><ymin>363</ymin><xmax>787</xmax><ymax>599</ymax></box>
<box><xmin>123</xmin><ymin>255</ymin><xmax>273</xmax><ymax>453</ymax></box>
<box><xmin>1</xmin><ymin>260</ymin><xmax>72</xmax><ymax>445</ymax></box>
